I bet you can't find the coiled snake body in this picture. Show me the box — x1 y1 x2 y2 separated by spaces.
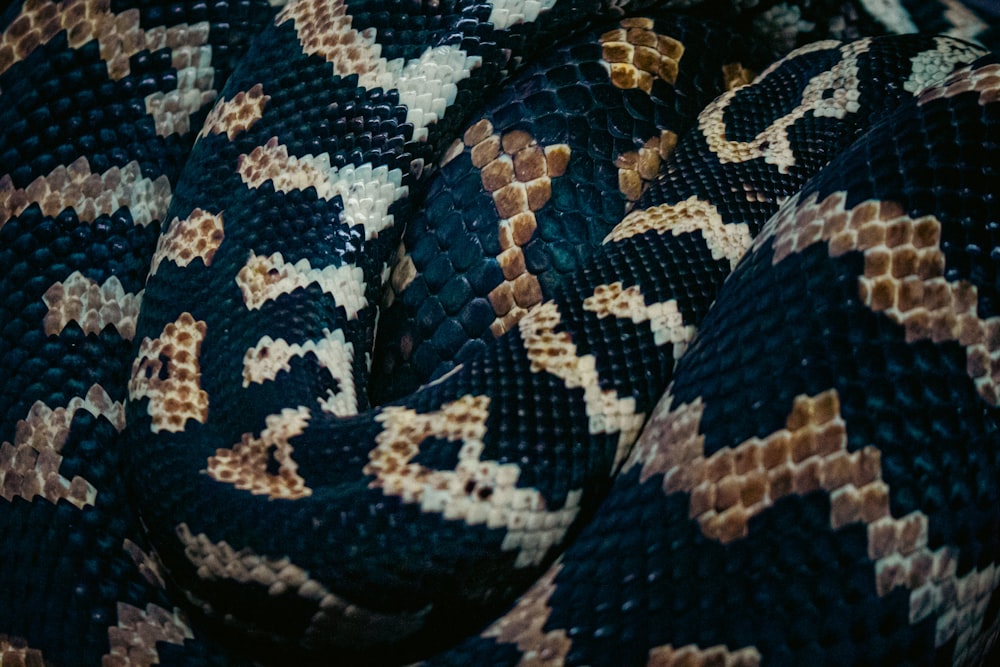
1 0 999 664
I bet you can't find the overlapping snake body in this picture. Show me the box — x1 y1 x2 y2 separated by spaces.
0 0 998 664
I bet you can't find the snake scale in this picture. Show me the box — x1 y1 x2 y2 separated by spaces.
1 0 999 664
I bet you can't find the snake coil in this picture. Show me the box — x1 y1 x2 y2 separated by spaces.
0 0 998 665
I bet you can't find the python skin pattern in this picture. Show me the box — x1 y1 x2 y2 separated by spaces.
1 0 999 665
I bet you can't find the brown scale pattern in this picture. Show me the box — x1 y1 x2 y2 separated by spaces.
128 313 209 433
0 0 212 86
198 84 270 140
365 395 492 504
761 190 1000 405
42 271 141 339
0 0 128 78
235 252 366 318
142 26 216 137
599 17 685 93
648 643 762 667
462 119 570 335
103 602 193 667
176 523 322 597
479 565 570 665
614 131 678 205
599 18 686 204
613 59 758 207
206 407 313 500
150 208 225 276
0 385 121 510
0 158 171 228
276 0 384 87
0 1 993 662
238 138 330 196
0 635 44 667
123 538 167 590
629 388 1000 662
918 61 1000 106
628 390 891 544
722 62 757 91
520 299 646 464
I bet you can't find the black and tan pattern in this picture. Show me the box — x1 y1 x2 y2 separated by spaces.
600 17 685 92
0 385 120 509
1 0 998 664
0 635 44 667
460 119 571 334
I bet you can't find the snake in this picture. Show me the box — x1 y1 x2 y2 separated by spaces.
1 0 999 664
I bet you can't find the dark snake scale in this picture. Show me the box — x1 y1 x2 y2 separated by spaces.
1 0 999 664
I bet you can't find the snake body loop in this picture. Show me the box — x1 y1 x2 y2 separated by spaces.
0 0 998 665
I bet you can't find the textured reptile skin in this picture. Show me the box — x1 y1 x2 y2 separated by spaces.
0 0 998 665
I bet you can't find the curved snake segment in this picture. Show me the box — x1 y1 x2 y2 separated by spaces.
0 0 999 665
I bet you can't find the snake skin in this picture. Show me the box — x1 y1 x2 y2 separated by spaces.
0 0 998 665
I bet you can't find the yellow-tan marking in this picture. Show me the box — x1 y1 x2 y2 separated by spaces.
0 158 171 228
519 301 645 464
0 0 216 136
242 330 357 416
599 17 684 93
368 395 581 568
480 564 570 665
872 527 1000 665
235 251 367 318
629 389 1000 657
276 0 480 141
206 407 312 499
605 196 753 269
600 18 685 205
758 190 1000 405
699 39 868 172
129 313 208 433
0 384 121 510
123 538 167 590
918 61 1000 107
0 635 44 666
103 602 193 666
141 23 216 137
275 0 368 68
585 282 696 361
237 138 406 238
240 321 359 418
615 131 678 205
275 0 385 87
237 138 330 195
722 62 756 91
628 390 879 543
385 241 416 306
0 0 207 80
461 119 570 334
175 523 430 644
42 271 142 339
902 38 987 96
648 643 761 667
149 208 225 276
197 84 270 140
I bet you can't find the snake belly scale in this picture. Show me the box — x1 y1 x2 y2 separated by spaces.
0 0 998 665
